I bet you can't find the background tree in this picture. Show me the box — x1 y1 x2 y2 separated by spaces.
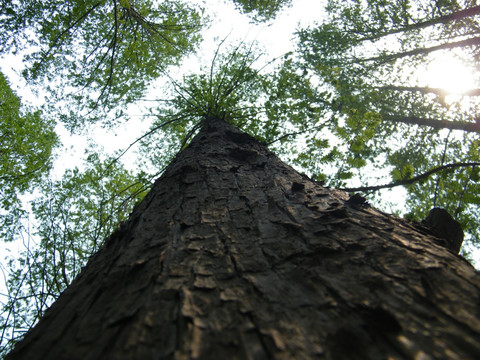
0 155 150 353
0 0 204 129
0 72 58 242
290 0 480 253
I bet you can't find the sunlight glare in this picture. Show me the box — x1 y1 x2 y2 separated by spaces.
423 53 476 94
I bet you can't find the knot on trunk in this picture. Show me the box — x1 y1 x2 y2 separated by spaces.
423 208 464 254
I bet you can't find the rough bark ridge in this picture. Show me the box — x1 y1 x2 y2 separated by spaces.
7 118 480 359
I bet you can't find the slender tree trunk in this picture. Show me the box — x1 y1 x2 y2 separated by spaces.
361 36 480 64
358 5 480 42
384 114 479 133
375 85 480 97
6 118 480 360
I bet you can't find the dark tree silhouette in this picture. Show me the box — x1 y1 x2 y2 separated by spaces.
6 118 480 359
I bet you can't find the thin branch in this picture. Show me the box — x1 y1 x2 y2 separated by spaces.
179 122 202 150
98 0 119 103
341 162 480 192
359 36 480 64
356 5 480 42
266 122 328 145
36 2 102 69
125 6 177 48
106 116 182 170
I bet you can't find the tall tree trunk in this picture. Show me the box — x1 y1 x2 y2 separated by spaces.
6 118 480 359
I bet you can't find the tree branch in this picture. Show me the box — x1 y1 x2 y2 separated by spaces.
360 36 480 64
37 2 102 70
341 162 480 192
357 5 480 42
384 115 479 133
106 116 183 170
375 85 480 97
99 0 119 102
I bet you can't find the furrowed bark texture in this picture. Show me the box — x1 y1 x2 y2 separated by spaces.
7 118 480 359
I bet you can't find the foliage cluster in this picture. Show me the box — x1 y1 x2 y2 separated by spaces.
293 0 480 244
231 0 293 21
0 72 58 243
0 0 204 129
1 154 150 352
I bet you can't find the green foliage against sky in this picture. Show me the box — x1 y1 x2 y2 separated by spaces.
231 0 293 21
1 156 149 350
292 0 480 248
0 72 58 241
1 0 480 355
0 73 57 351
0 0 204 129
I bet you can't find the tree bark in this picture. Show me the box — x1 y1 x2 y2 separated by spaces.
6 118 480 360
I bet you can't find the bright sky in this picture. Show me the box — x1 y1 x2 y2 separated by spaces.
422 51 477 94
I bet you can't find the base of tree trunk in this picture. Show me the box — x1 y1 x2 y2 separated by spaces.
7 118 480 359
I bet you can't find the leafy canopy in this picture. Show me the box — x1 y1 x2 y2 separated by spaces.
0 72 58 240
292 0 480 252
0 0 204 129
230 0 293 21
